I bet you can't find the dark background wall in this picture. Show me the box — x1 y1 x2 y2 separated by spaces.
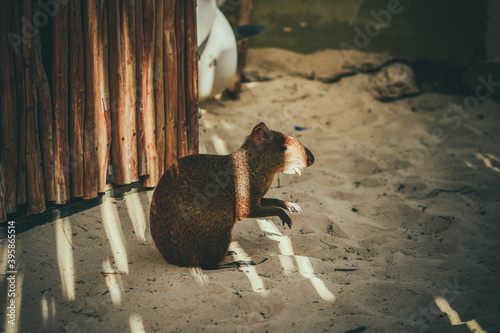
225 0 499 67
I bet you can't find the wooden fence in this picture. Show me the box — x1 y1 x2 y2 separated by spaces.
0 0 199 222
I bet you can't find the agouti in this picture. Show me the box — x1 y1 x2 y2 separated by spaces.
149 122 314 269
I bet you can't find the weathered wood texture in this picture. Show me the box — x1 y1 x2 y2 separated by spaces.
69 0 86 198
98 0 111 193
82 0 100 199
175 0 188 160
136 0 147 176
142 0 158 187
24 0 46 214
0 0 18 216
11 0 27 207
52 0 70 204
108 0 138 185
185 0 199 156
153 0 165 183
0 0 198 219
34 0 56 203
164 0 178 169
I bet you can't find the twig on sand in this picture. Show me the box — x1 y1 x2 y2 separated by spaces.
320 239 338 248
71 309 99 318
334 268 359 272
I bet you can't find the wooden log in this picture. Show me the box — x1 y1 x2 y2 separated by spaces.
52 0 70 204
142 0 158 187
108 0 138 184
82 0 99 199
0 177 6 222
34 0 56 203
0 0 18 214
185 0 199 156
175 0 187 160
23 0 46 214
107 0 124 182
136 0 147 176
164 0 178 169
225 0 253 99
69 0 86 198
11 0 27 207
153 0 165 178
123 0 138 182
98 0 111 192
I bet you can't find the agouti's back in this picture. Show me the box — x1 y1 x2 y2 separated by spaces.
150 154 236 268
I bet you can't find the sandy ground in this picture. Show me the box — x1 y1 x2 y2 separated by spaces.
1 49 500 333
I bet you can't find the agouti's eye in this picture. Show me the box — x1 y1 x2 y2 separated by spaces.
279 146 287 152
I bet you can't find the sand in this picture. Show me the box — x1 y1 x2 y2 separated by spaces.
2 49 500 333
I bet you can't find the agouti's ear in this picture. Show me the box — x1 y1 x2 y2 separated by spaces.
251 122 270 148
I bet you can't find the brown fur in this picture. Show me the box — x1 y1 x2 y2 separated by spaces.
149 122 314 269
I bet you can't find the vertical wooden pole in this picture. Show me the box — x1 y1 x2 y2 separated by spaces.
82 0 99 199
175 1 187 160
69 0 86 198
142 0 158 187
0 177 5 222
136 0 147 176
107 0 124 182
124 0 138 182
164 0 178 169
53 0 70 204
108 0 138 184
0 0 18 214
185 0 199 156
98 0 111 193
34 1 56 203
153 0 165 177
226 0 253 99
11 1 27 207
24 0 46 214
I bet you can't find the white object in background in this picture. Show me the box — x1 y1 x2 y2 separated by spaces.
197 0 237 101
196 0 217 45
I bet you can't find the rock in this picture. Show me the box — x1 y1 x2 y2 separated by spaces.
367 62 420 100
244 48 393 83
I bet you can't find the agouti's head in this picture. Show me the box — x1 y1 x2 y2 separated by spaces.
244 122 314 176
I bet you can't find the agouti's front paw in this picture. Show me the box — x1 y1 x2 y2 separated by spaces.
285 202 302 214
